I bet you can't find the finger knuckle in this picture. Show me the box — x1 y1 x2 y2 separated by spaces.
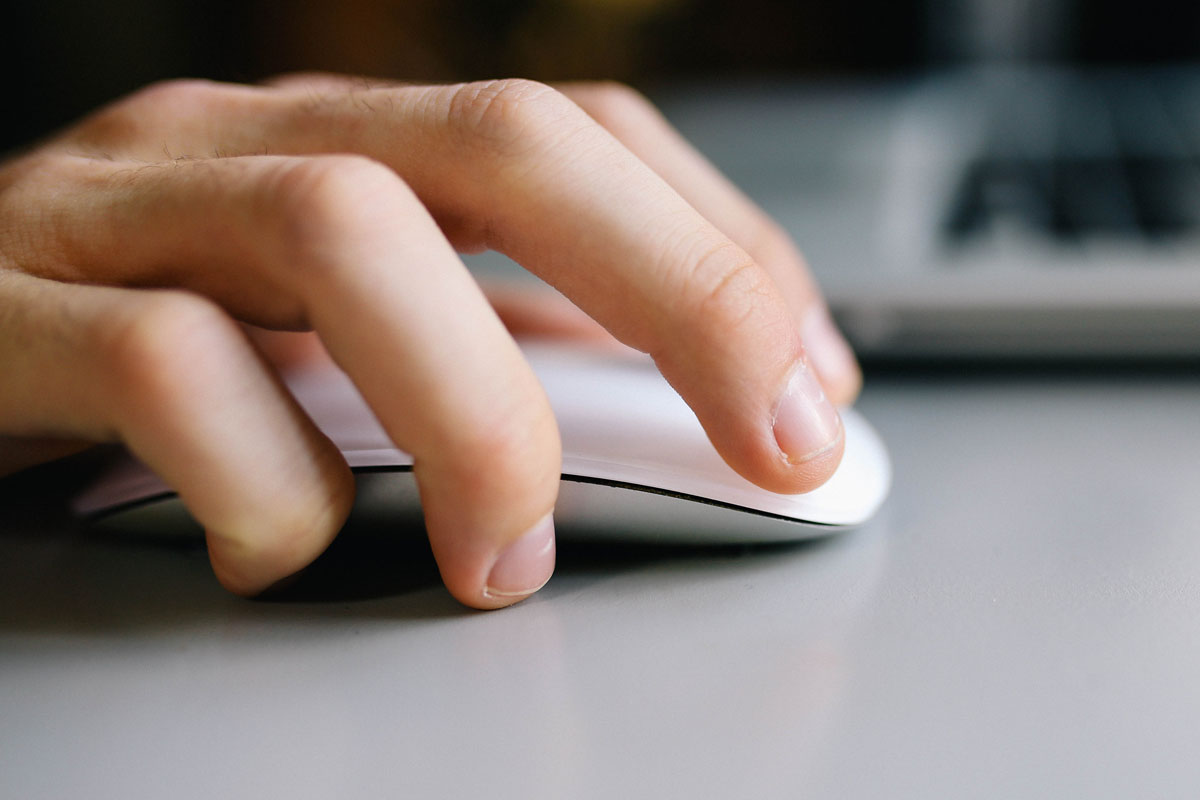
439 396 560 509
131 78 225 109
747 213 811 271
100 291 236 408
261 71 324 88
72 80 225 148
0 153 76 259
686 238 780 336
212 478 351 594
266 155 407 268
68 106 143 151
445 78 578 152
0 150 62 195
574 81 653 128
745 216 791 259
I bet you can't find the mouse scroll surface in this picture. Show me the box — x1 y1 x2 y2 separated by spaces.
74 344 891 543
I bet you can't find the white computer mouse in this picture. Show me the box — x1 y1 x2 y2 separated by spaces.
75 343 891 542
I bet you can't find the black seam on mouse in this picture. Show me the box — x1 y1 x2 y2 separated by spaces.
86 465 841 529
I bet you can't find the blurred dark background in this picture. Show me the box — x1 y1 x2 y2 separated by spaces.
3 0 1198 153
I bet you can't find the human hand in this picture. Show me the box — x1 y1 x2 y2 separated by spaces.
0 76 860 608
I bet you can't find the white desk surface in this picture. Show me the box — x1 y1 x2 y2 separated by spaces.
4 371 1200 799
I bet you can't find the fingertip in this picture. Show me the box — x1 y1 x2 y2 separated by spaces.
801 304 862 406
205 460 356 596
469 512 557 609
413 410 560 610
430 505 558 611
778 421 846 494
700 354 845 497
772 357 844 463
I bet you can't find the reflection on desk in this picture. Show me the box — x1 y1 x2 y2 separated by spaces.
3 373 1200 799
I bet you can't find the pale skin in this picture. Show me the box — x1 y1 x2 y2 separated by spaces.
0 75 861 609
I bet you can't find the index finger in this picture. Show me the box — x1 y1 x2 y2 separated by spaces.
557 82 862 406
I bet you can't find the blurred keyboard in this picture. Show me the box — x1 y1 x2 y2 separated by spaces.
625 70 1200 358
945 70 1200 246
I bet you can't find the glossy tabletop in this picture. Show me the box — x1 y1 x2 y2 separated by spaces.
4 369 1200 799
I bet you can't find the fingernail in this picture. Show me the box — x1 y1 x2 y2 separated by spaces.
802 305 858 388
484 513 556 599
772 359 843 464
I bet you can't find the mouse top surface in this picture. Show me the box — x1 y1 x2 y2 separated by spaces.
75 343 891 542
